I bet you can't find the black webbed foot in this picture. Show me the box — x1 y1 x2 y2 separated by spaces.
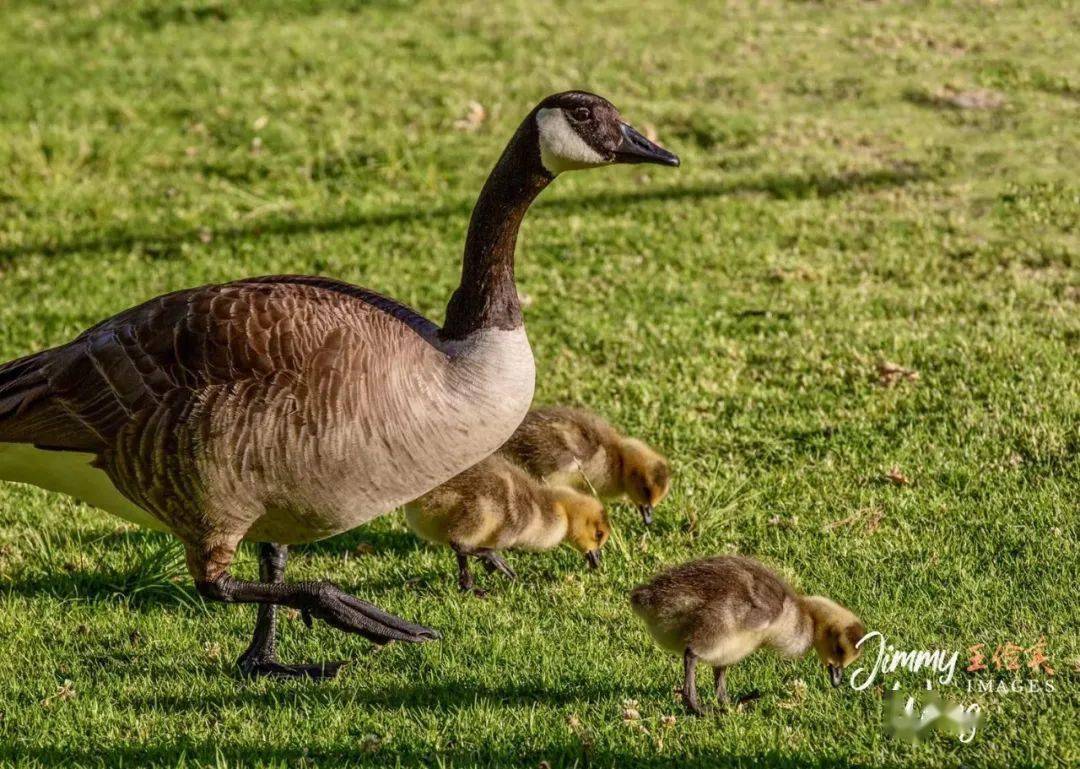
299 584 440 644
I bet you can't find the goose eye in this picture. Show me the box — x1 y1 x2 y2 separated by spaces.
569 107 591 123
595 529 604 542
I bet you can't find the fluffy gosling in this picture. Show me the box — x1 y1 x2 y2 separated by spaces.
630 555 866 715
404 454 611 595
500 406 670 525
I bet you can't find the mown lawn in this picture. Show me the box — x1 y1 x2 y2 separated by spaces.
0 1 1077 767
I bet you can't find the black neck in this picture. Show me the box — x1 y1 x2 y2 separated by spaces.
441 113 552 340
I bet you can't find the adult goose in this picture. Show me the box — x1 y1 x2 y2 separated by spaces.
0 91 678 678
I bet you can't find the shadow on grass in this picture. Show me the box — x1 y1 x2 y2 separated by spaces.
1 561 203 612
129 675 635 711
296 524 420 557
1 524 430 609
0 525 203 610
0 740 1039 769
0 166 931 263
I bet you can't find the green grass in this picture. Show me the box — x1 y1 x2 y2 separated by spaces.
0 0 1078 766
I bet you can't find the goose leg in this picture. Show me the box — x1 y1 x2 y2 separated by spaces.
190 545 439 653
237 543 345 680
682 648 704 716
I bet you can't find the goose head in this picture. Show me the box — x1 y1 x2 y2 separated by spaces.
534 91 679 176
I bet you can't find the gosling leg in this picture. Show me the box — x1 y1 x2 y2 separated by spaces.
713 665 729 708
682 648 704 716
451 543 486 597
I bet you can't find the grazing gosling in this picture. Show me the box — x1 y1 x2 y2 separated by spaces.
630 555 866 715
404 454 611 595
500 406 670 526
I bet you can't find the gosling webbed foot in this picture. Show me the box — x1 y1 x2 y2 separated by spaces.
298 584 440 644
682 688 705 717
713 665 730 710
454 567 489 597
478 551 516 580
683 648 704 716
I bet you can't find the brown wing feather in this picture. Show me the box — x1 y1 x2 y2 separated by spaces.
630 556 795 636
0 275 445 454
501 405 620 476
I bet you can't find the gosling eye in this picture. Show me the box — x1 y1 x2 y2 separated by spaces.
595 529 604 542
568 106 591 123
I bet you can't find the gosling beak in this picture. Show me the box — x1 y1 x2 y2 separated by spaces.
585 549 602 569
828 664 843 688
614 122 680 167
637 504 654 526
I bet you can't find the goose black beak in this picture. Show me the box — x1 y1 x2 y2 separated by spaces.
614 122 680 167
585 549 602 569
828 664 843 688
637 504 654 526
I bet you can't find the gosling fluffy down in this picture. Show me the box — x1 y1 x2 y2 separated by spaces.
630 555 866 715
500 405 670 525
404 454 611 594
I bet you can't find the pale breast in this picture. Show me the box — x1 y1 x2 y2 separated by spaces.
243 326 535 544
698 630 768 667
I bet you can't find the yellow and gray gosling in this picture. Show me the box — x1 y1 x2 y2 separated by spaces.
630 555 866 715
500 405 670 526
404 454 611 595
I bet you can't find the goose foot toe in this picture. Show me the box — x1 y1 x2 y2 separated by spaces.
300 584 440 644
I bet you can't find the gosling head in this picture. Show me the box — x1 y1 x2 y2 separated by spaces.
619 438 671 526
803 596 867 688
534 91 679 176
553 487 611 569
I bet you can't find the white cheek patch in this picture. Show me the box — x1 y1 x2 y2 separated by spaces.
536 108 607 174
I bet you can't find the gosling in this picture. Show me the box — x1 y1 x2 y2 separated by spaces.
500 406 670 526
630 555 866 715
404 455 611 595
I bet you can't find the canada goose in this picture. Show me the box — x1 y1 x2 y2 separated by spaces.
404 454 610 595
500 406 670 525
0 92 678 679
630 556 865 715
